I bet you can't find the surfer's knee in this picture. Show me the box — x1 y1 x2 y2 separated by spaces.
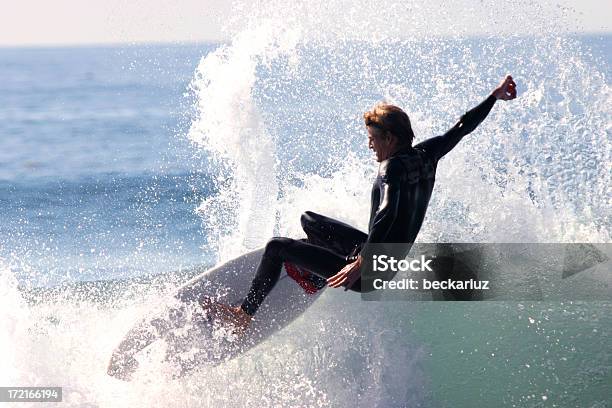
264 237 293 258
300 211 319 230
301 211 329 241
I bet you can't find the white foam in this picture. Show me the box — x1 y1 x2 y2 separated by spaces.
3 0 610 406
189 1 610 254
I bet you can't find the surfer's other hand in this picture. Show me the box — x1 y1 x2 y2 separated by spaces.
327 256 362 289
492 75 517 100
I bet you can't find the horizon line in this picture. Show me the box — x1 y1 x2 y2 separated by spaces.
0 31 610 50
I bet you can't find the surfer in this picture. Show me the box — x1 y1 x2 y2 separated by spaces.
203 75 517 332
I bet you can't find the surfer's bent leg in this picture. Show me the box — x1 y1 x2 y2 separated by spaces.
301 211 367 255
241 237 356 316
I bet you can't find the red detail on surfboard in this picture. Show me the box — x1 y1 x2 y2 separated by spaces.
284 262 320 294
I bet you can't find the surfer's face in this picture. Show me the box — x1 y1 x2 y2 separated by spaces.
367 126 397 162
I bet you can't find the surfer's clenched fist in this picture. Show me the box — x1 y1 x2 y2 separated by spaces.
492 75 517 100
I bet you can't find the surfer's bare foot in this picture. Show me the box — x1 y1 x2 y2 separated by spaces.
200 298 252 335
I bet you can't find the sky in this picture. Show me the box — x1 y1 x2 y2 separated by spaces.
0 0 610 46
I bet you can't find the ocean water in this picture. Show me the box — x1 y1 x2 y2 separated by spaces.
1 0 611 406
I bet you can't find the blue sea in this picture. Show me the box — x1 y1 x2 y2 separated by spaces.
1 21 610 408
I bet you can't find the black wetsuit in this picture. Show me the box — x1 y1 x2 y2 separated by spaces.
240 95 497 316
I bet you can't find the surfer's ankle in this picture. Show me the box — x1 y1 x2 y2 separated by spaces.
235 305 252 319
200 299 252 332
231 306 252 330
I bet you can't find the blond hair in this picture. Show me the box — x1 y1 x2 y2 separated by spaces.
364 103 414 146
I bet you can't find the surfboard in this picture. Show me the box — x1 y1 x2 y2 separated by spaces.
108 247 326 380
107 242 610 380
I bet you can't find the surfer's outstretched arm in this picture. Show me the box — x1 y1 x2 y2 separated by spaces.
415 75 517 161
